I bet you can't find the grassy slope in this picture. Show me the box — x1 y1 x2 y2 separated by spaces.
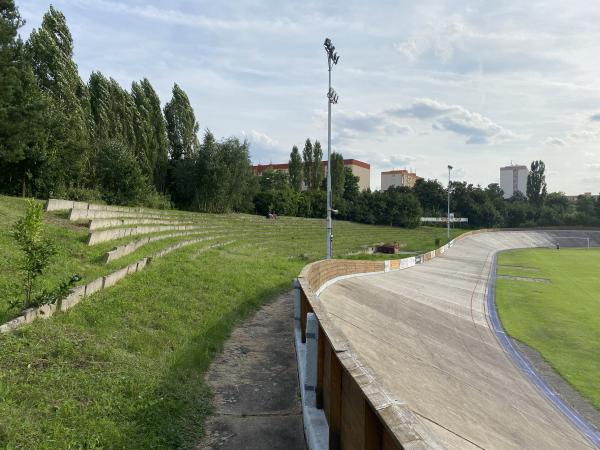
0 195 464 449
496 248 600 410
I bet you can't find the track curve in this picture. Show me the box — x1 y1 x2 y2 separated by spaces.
319 230 600 450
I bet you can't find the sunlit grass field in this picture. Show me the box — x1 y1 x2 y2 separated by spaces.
496 248 600 411
0 195 463 449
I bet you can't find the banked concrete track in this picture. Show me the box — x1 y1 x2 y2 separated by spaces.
319 230 600 450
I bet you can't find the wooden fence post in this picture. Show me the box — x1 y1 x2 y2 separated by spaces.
364 399 383 450
329 352 343 450
316 325 325 409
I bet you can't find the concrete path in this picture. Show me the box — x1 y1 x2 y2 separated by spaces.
198 292 306 450
319 230 599 450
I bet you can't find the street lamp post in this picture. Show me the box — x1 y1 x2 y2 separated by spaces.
324 38 339 259
447 165 453 240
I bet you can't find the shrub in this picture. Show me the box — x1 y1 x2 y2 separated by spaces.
11 199 56 308
31 274 81 308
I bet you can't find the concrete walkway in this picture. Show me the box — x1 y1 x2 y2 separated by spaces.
198 292 306 450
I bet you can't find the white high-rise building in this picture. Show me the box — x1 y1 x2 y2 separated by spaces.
500 164 529 199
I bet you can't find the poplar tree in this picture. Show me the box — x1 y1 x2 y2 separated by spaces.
526 160 547 207
0 0 47 197
330 152 345 197
27 6 91 194
164 83 199 160
132 79 168 192
312 140 323 191
288 145 303 191
89 72 141 193
302 138 313 189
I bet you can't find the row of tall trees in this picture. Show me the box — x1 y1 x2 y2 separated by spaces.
0 2 255 211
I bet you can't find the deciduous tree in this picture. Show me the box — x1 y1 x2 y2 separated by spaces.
302 139 313 189
164 83 199 160
288 145 303 191
0 0 47 197
526 160 547 206
312 140 323 190
27 6 91 195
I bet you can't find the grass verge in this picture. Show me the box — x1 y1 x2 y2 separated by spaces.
496 248 600 411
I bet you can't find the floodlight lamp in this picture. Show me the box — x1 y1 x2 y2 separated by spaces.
327 87 339 104
448 165 453 170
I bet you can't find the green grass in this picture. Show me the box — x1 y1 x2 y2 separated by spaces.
0 195 465 449
496 248 600 411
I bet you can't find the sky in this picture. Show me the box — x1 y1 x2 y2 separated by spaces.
15 0 600 194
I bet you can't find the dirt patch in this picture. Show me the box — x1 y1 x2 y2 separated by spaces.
512 338 600 431
497 264 540 272
497 275 550 283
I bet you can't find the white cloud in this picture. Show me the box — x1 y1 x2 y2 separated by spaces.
394 19 466 63
242 130 285 163
387 98 520 144
544 120 600 148
69 0 294 31
545 136 567 147
314 109 412 145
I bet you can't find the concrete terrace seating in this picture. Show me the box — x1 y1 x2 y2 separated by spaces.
104 232 225 263
0 235 230 334
88 218 195 231
46 198 173 215
69 208 182 221
87 224 222 245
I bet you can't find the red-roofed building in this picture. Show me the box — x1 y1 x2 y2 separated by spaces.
252 159 371 191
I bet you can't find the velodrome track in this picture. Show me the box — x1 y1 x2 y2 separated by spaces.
319 230 600 449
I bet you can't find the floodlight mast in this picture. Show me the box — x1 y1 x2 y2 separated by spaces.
447 165 453 240
324 38 339 259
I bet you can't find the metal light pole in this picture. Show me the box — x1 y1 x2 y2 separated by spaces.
447 165 453 240
324 38 339 259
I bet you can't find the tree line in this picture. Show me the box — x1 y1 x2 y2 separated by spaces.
2 2 599 229
0 2 255 211
257 153 600 229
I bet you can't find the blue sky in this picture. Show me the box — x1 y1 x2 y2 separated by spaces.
16 0 600 194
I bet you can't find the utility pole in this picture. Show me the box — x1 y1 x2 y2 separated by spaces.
447 165 453 240
324 38 339 259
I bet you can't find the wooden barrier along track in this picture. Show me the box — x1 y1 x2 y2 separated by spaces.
296 259 443 450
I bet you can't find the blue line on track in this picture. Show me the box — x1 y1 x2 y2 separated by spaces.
486 252 600 449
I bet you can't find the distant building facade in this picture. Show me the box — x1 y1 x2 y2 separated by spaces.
252 159 371 191
500 164 529 199
565 192 599 202
380 169 419 191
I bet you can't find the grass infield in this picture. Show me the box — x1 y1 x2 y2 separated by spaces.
496 248 600 412
0 195 464 449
